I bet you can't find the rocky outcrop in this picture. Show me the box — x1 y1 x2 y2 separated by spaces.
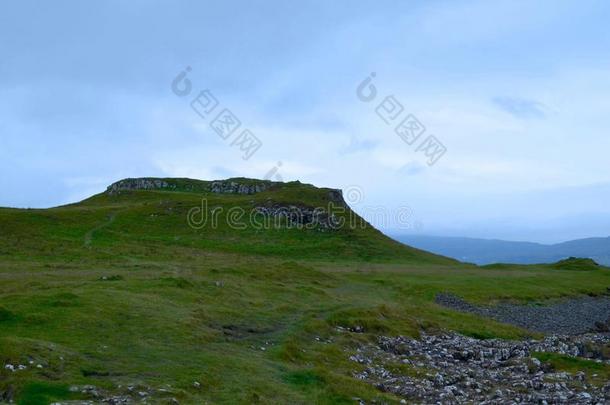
106 177 273 194
253 203 340 230
106 178 346 205
327 189 346 205
209 181 270 195
106 178 272 195
107 178 174 194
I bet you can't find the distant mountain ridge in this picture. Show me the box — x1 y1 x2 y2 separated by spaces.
391 234 610 266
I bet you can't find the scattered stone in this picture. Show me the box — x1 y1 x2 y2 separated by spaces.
65 385 142 404
351 331 610 404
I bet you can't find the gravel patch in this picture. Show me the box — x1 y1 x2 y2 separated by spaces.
436 293 610 335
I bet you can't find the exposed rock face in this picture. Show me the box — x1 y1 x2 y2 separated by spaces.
436 293 610 335
328 189 346 205
253 203 340 230
209 181 269 195
351 331 610 404
107 178 174 194
106 178 272 195
106 179 347 205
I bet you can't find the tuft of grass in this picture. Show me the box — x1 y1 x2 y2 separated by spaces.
17 382 75 405
160 276 194 289
46 293 81 308
327 307 397 335
284 370 325 387
533 352 610 385
0 307 17 323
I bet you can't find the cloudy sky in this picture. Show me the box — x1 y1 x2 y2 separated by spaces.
2 0 610 243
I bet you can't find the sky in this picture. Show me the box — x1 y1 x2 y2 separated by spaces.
1 0 610 243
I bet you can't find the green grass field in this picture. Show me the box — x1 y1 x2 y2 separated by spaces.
1 178 609 404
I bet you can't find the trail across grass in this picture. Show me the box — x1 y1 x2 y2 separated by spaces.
83 210 121 247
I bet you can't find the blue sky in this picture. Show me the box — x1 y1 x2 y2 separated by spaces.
1 0 610 243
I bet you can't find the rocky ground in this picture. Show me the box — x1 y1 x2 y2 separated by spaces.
435 293 610 335
351 332 610 404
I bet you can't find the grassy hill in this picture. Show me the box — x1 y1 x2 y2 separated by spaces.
1 177 450 265
1 178 609 404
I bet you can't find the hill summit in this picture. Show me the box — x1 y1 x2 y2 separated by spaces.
105 177 346 204
1 177 451 264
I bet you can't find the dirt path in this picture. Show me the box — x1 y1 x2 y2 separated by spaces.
83 211 119 247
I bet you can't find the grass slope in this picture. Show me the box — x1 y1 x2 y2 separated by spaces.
1 178 449 265
1 178 609 404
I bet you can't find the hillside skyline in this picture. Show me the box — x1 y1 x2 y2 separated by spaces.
3 175 610 244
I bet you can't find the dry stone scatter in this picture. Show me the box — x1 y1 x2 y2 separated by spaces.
351 332 610 404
